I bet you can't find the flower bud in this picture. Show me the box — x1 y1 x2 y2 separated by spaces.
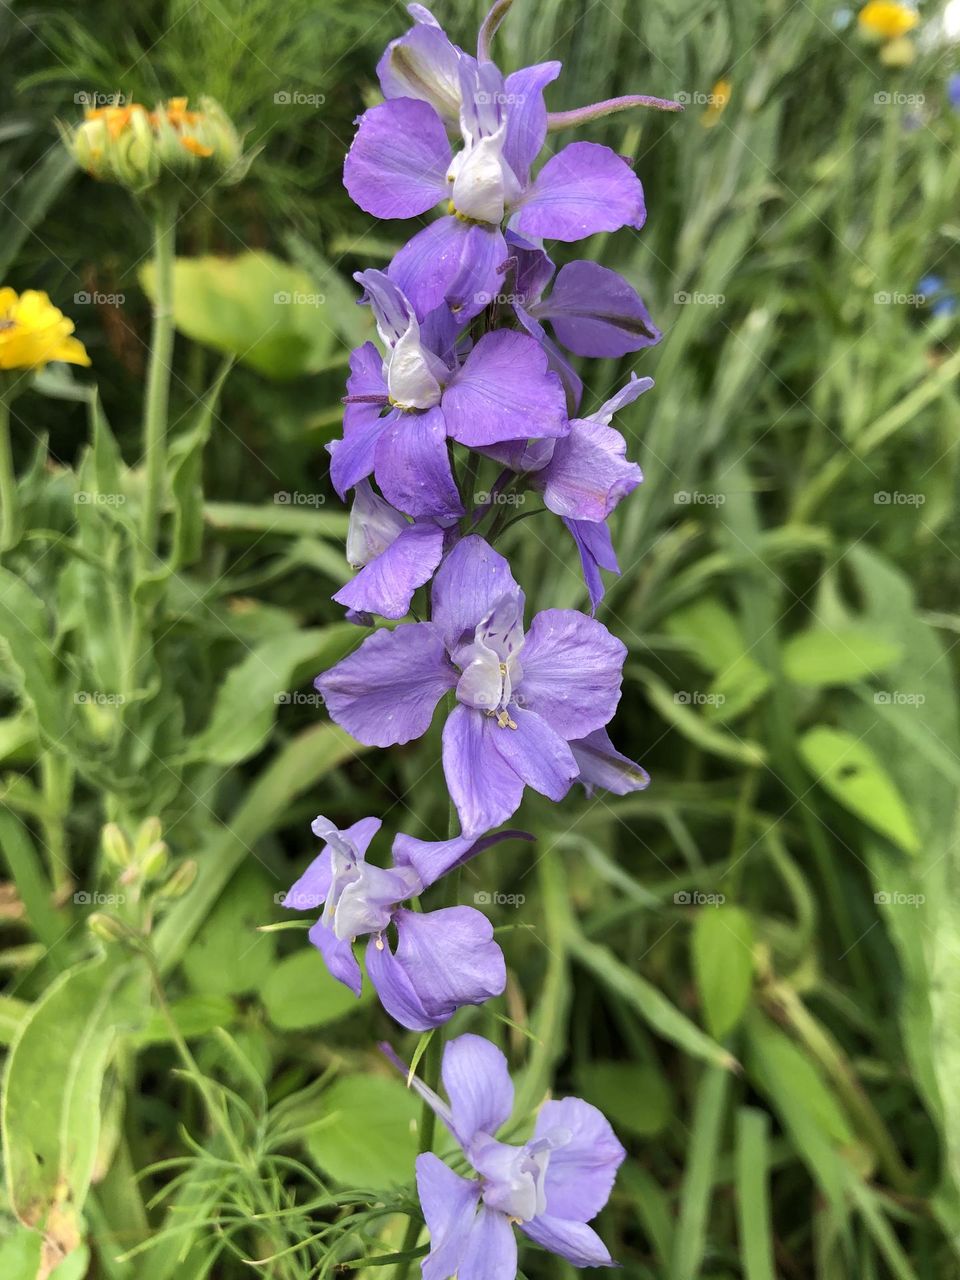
101 822 132 868
140 841 170 881
133 816 163 861
158 859 198 899
88 912 127 943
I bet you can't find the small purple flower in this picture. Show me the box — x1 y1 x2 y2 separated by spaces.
344 5 649 324
330 272 566 519
948 72 960 112
385 1033 626 1277
285 816 525 1031
315 536 628 834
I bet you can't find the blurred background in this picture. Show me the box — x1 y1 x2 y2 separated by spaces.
1 0 959 1276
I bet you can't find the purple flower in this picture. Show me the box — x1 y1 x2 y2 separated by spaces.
285 816 524 1031
315 536 628 834
569 727 649 795
344 7 647 324
949 72 960 112
330 272 566 519
385 1033 625 1277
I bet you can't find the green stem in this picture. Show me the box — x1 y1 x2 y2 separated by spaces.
140 198 178 556
0 392 15 552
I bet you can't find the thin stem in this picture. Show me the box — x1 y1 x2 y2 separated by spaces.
140 198 178 556
0 392 15 552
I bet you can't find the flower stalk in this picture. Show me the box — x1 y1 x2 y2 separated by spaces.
140 197 177 555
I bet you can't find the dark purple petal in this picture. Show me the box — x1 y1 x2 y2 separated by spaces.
479 435 556 474
374 404 464 520
502 62 561 185
393 828 535 889
535 260 661 356
390 218 501 326
391 906 506 1019
442 1032 514 1145
330 346 391 499
445 225 510 324
520 1215 615 1268
377 11 465 126
513 303 583 413
570 727 649 795
504 229 555 305
458 1205 517 1280
308 920 363 997
443 704 525 834
518 609 625 739
539 419 642 522
442 330 567 446
431 535 521 653
316 622 456 747
534 1096 625 1221
514 141 646 242
344 98 451 219
334 521 445 620
285 848 332 911
490 707 578 801
564 517 618 612
417 1153 481 1280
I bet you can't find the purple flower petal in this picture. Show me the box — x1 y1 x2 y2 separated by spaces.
285 848 332 911
374 404 464 520
514 141 646 242
512 303 583 413
389 218 506 327
443 704 525 834
442 1032 514 1145
417 1152 482 1280
344 97 451 219
335 816 384 859
564 517 618 612
442 330 567 446
518 609 626 739
534 260 661 356
377 11 465 127
316 622 456 747
458 1204 517 1280
392 828 534 889
534 1097 625 1222
502 62 561 185
334 521 445 620
490 706 578 802
431 535 521 653
570 727 649 795
330 345 392 499
520 1215 615 1268
307 920 363 997
591 371 654 423
539 418 642 522
366 934 443 1030
390 906 506 1020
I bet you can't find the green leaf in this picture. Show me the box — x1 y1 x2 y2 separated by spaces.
187 624 358 766
575 1060 672 1137
798 725 920 855
134 994 237 1046
0 569 64 738
167 359 232 569
639 670 766 767
182 864 276 997
706 654 771 723
140 251 365 379
692 905 755 1039
664 597 746 672
262 947 373 1030
303 1075 419 1188
735 1107 777 1280
1 957 146 1232
783 626 903 686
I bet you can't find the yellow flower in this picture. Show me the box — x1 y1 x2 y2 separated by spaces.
67 96 246 194
858 1 919 41
701 79 731 128
0 288 90 371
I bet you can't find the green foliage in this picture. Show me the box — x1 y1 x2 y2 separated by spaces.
1 0 959 1276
